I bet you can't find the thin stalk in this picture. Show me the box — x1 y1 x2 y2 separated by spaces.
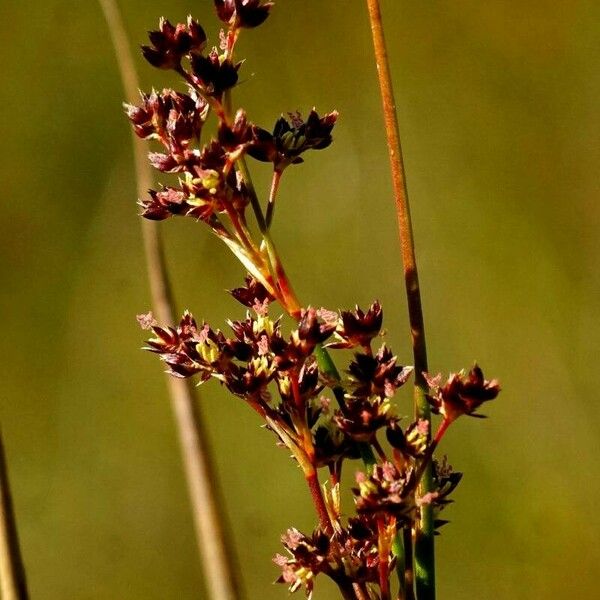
305 470 333 534
265 169 282 228
377 517 392 600
236 156 301 317
98 2 242 599
365 1 434 597
392 531 405 600
0 431 28 600
353 582 371 600
403 526 416 600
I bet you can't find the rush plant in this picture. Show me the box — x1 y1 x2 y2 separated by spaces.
124 2 501 599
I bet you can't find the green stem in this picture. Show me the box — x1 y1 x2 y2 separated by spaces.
365 1 434 598
0 430 29 600
392 531 405 600
313 345 378 469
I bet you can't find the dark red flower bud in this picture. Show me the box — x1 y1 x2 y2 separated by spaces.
248 109 338 171
148 152 180 173
386 419 429 459
425 364 500 422
142 16 207 70
214 0 274 29
218 109 253 151
334 396 393 443
124 89 208 147
347 345 412 400
190 49 241 99
298 307 336 347
139 187 187 220
328 301 383 349
230 275 274 313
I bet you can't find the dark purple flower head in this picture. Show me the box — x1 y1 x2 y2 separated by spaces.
353 462 416 520
142 16 207 70
386 419 429 459
144 311 214 379
334 396 394 443
248 109 338 171
218 109 254 151
296 307 336 351
425 364 500 422
347 345 412 400
139 187 187 221
328 301 383 349
312 421 358 468
124 89 208 150
214 0 274 29
190 48 241 99
229 275 275 312
274 527 330 597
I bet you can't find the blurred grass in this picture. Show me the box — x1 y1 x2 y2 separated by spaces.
1 0 599 598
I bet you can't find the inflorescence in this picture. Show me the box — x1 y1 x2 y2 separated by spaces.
127 3 501 599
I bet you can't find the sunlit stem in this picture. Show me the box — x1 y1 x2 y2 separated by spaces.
365 0 434 597
266 169 283 228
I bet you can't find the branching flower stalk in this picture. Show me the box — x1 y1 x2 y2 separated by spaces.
98 2 242 599
122 3 501 599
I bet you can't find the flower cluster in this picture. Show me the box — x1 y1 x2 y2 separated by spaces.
274 517 383 598
425 365 501 422
129 4 502 598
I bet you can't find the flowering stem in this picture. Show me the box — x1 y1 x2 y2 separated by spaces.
265 169 282 228
365 1 434 597
377 518 392 600
305 470 333 534
99 2 243 599
235 157 302 317
0 431 28 600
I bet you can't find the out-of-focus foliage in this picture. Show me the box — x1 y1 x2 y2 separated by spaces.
0 0 598 598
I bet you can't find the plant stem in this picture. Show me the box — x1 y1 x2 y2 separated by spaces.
305 470 333 534
98 2 242 599
377 518 392 600
0 431 28 600
392 531 405 600
403 526 416 600
266 169 282 228
353 582 371 600
365 1 434 597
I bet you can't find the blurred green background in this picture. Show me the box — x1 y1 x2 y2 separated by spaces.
1 0 599 597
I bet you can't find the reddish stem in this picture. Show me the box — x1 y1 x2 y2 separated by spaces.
377 517 392 600
305 470 333 534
